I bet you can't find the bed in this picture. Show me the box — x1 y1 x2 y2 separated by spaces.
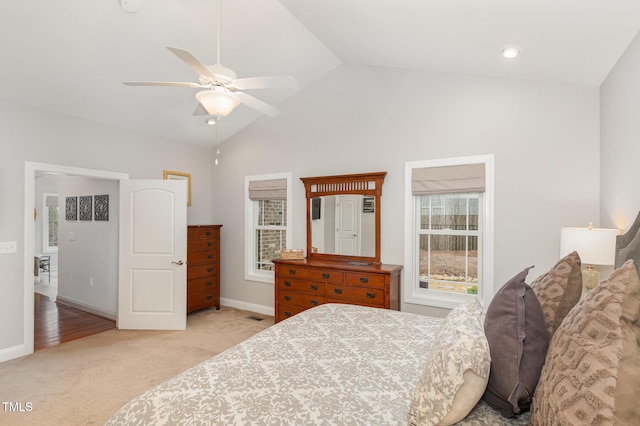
106 214 640 426
106 303 525 425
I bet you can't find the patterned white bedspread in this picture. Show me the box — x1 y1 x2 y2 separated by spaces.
106 304 528 425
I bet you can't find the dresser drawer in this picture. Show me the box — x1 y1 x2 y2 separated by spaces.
188 264 218 280
326 298 386 309
188 239 218 253
277 290 323 309
189 228 219 240
327 284 384 306
308 269 344 283
344 272 385 288
188 276 218 293
277 265 309 280
277 304 306 321
188 250 219 265
277 278 325 295
187 290 219 312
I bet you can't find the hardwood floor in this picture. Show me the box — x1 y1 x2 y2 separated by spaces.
34 293 116 351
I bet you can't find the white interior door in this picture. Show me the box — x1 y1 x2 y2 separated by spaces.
118 179 187 330
335 195 361 255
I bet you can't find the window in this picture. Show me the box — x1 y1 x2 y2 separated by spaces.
245 173 292 283
404 155 494 309
42 193 59 253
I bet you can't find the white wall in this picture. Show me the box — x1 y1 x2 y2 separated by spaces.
600 30 640 230
0 98 213 360
212 64 600 317
56 176 119 319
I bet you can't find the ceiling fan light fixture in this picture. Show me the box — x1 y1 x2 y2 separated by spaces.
195 88 240 117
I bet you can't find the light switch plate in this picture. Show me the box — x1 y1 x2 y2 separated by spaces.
0 241 17 254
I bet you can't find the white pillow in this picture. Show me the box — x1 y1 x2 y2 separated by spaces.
408 297 491 426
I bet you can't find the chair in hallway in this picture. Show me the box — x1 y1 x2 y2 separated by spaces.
38 255 51 282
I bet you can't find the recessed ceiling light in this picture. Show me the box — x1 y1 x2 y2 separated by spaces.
502 46 520 59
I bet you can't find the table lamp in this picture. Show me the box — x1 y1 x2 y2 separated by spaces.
560 223 619 291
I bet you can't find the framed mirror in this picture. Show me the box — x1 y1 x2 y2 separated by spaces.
301 172 386 264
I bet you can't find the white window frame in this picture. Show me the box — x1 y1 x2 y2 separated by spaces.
244 172 293 283
42 192 59 254
403 155 494 309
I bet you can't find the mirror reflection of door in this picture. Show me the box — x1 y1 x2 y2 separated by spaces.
335 195 361 255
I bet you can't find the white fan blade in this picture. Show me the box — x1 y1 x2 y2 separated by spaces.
166 46 218 81
234 91 281 118
233 76 297 90
123 81 205 88
192 104 208 116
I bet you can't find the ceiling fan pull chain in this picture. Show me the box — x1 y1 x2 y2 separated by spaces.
214 118 221 166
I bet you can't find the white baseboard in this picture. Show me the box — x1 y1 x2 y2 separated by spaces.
55 296 116 321
220 298 274 317
0 344 27 363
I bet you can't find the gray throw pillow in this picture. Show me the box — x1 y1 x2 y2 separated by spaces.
482 267 549 417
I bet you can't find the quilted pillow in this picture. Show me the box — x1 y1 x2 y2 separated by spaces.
482 267 549 418
530 251 583 339
530 259 640 425
408 297 490 426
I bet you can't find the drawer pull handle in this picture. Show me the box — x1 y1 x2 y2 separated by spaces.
284 281 292 287
310 285 318 291
205 231 211 236
289 269 296 275
310 300 319 306
334 288 343 295
360 277 369 283
206 281 213 286
207 254 213 259
284 311 292 317
207 267 213 273
366 292 375 299
284 295 291 301
206 294 213 300
207 242 213 247
322 273 330 279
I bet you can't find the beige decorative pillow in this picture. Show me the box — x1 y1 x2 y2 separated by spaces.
530 251 583 338
408 298 490 426
529 259 640 425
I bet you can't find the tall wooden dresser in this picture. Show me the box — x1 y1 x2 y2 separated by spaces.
274 258 402 323
187 225 222 313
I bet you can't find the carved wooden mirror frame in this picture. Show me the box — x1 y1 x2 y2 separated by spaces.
301 171 386 264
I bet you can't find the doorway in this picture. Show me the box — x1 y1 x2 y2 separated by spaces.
23 162 129 357
33 175 118 350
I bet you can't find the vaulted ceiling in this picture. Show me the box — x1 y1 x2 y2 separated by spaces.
1 0 639 147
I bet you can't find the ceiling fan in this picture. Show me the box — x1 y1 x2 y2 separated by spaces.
123 0 296 118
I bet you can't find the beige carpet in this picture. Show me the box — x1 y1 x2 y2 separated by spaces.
0 306 273 426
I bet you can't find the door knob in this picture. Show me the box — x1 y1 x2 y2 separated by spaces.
172 260 184 266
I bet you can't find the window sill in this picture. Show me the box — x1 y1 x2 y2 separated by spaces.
245 271 275 284
404 289 479 310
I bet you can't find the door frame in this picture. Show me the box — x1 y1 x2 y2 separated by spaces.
23 162 128 358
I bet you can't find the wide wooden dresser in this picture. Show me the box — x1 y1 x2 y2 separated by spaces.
274 258 402 323
187 225 222 313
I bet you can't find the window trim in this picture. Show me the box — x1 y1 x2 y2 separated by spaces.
42 192 59 254
404 155 494 309
244 172 292 283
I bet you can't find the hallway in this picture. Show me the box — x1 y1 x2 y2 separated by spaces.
34 293 116 351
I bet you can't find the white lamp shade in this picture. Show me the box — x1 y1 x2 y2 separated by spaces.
195 88 240 117
560 227 619 265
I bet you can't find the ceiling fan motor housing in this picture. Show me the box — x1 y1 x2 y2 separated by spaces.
199 64 237 87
